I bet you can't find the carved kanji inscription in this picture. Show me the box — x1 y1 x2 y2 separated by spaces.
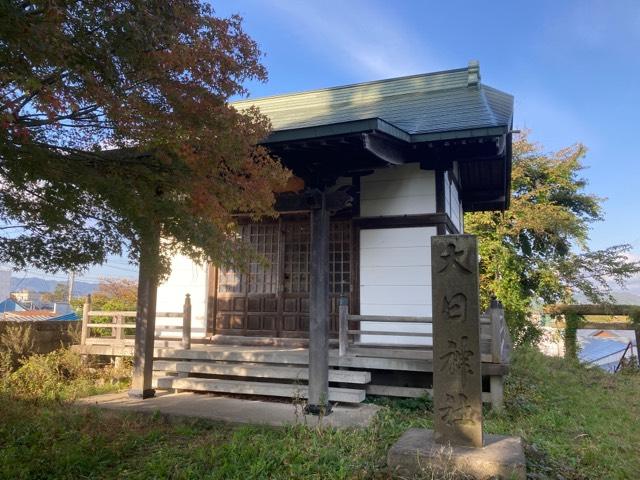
438 393 481 427
438 242 471 274
443 293 467 322
439 336 474 386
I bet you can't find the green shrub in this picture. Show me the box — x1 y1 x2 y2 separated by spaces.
0 323 35 376
4 349 86 401
2 348 128 401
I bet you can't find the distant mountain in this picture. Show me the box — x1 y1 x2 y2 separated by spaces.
10 277 98 296
608 290 640 305
573 290 640 306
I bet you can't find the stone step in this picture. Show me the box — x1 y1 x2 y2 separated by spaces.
153 360 371 384
153 376 366 403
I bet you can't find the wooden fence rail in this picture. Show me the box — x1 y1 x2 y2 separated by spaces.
338 296 511 365
80 293 192 350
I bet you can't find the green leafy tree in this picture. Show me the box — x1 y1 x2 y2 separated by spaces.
0 1 289 279
41 282 68 304
71 278 137 312
466 134 640 343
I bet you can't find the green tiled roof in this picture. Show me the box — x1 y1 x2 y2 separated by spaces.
232 61 513 144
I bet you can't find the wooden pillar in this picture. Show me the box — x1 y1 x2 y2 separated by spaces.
431 234 483 448
307 191 331 414
182 293 192 350
129 225 161 399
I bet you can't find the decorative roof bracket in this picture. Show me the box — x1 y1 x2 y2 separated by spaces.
467 60 480 87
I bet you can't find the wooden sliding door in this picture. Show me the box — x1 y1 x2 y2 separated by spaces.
213 218 352 338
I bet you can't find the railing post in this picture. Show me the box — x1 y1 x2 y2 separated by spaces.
488 299 506 411
490 375 504 411
490 298 503 364
81 294 91 345
339 296 349 357
114 314 125 370
182 293 191 350
115 315 125 342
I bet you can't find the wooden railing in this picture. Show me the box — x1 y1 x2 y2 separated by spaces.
338 296 511 365
80 293 192 349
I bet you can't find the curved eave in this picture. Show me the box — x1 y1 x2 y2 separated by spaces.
263 117 510 146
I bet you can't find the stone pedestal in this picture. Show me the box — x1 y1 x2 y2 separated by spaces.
388 429 526 480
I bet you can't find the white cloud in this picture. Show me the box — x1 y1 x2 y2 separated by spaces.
269 1 443 79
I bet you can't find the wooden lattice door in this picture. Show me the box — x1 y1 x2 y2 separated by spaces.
214 218 352 338
215 223 280 336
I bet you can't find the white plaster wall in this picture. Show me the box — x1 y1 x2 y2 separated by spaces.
156 255 208 338
359 227 436 345
360 163 436 216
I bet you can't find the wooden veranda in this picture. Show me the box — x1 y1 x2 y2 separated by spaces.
74 295 512 409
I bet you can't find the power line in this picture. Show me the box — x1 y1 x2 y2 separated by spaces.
105 260 135 266
11 270 29 291
101 264 138 273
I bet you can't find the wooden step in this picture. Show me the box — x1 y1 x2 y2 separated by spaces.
348 345 433 360
155 347 309 365
155 347 434 372
153 361 371 384
349 345 493 363
153 376 366 403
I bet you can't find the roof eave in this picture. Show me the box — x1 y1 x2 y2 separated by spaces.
263 119 511 146
263 118 410 145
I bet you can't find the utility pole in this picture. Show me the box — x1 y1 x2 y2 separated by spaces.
67 271 75 303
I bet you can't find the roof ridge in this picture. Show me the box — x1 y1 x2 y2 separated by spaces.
478 85 498 126
248 82 479 114
232 67 469 105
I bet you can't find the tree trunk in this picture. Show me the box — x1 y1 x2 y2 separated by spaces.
129 223 161 398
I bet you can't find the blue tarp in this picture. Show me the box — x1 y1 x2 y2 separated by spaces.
49 312 79 321
0 298 26 313
579 330 636 372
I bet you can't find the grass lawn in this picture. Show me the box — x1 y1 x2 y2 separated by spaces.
582 315 631 324
0 348 638 479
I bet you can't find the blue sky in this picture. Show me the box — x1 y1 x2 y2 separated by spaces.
15 1 640 291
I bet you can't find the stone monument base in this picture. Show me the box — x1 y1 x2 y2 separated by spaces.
387 428 526 480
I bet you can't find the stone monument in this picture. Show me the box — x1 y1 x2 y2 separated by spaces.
387 235 525 479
